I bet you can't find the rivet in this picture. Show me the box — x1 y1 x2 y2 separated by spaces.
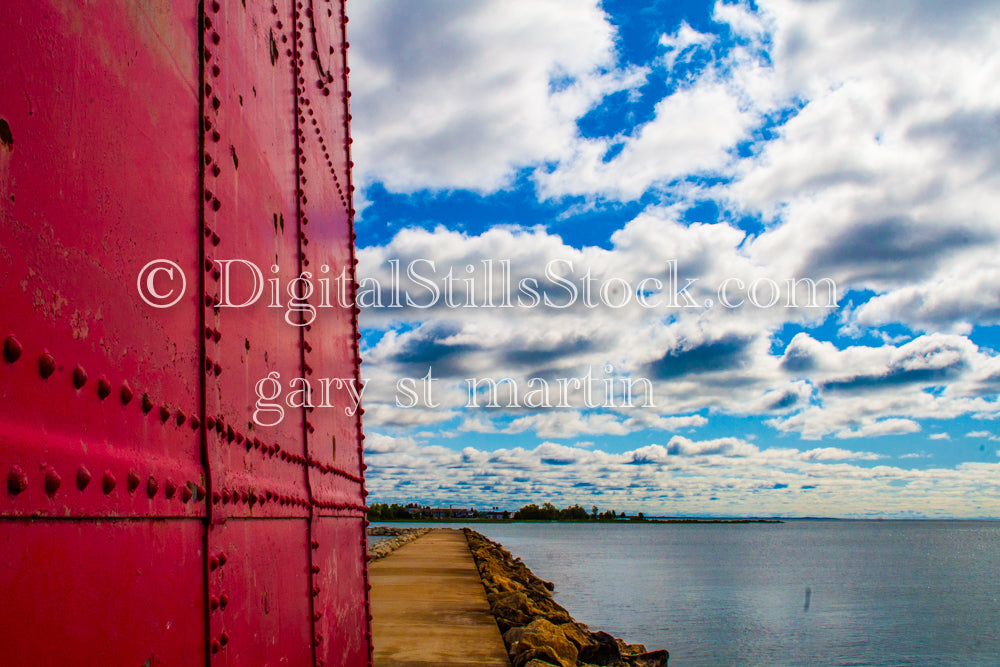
206 416 216 429
112 470 137 498
141 393 154 413
209 555 219 570
311 541 319 549
120 383 133 405
311 565 320 573
3 335 23 363
218 552 228 566
220 632 229 646
176 410 186 426
190 416 201 429
102 471 116 494
226 425 235 442
147 476 158 498
72 365 88 389
196 484 206 501
222 490 231 503
97 377 111 399
160 406 171 422
210 596 220 611
7 464 28 495
44 467 61 497
219 594 229 609
215 419 223 434
210 640 221 654
165 479 177 499
312 587 320 597
212 491 221 504
38 352 56 379
76 466 92 491
181 485 193 503
214 363 222 376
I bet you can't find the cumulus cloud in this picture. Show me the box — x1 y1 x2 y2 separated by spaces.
349 0 645 193
348 1 1000 515
363 435 998 517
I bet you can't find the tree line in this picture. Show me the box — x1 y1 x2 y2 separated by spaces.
367 501 646 522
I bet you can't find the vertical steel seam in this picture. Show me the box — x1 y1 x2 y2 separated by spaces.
337 2 375 663
291 2 321 664
196 1 212 665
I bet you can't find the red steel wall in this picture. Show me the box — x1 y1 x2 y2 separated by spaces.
0 1 370 665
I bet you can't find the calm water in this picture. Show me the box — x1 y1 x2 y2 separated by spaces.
377 520 1000 666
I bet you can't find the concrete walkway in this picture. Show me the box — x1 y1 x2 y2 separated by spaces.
370 528 511 667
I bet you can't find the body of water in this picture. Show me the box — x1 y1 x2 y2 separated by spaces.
376 520 1000 666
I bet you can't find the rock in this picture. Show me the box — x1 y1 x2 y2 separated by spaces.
465 528 669 667
515 647 566 667
366 528 431 561
616 638 648 656
578 630 621 665
621 649 670 667
504 619 579 667
488 590 535 631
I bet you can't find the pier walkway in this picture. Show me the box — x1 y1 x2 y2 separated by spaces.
369 528 511 667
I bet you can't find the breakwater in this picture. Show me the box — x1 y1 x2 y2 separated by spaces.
464 528 669 667
367 526 432 561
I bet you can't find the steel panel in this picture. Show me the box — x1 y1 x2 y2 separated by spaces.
207 519 315 665
0 520 205 666
0 0 203 519
312 516 371 667
299 0 367 514
202 0 309 525
1 0 368 663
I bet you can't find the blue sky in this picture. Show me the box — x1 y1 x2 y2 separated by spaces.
347 0 1000 517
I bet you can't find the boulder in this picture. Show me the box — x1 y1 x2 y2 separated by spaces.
515 647 566 667
488 590 534 632
577 630 621 665
616 638 647 656
504 619 579 667
621 649 670 667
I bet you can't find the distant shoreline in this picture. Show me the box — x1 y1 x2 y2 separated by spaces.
372 517 785 524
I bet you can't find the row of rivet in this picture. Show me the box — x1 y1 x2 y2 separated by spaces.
204 2 229 660
6 460 204 503
4 334 201 426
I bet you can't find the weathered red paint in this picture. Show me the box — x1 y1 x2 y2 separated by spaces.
0 0 368 664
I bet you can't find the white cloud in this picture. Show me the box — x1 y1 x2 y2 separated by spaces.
834 419 921 440
364 435 1000 517
349 0 644 194
536 79 756 200
659 21 716 70
929 433 951 441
